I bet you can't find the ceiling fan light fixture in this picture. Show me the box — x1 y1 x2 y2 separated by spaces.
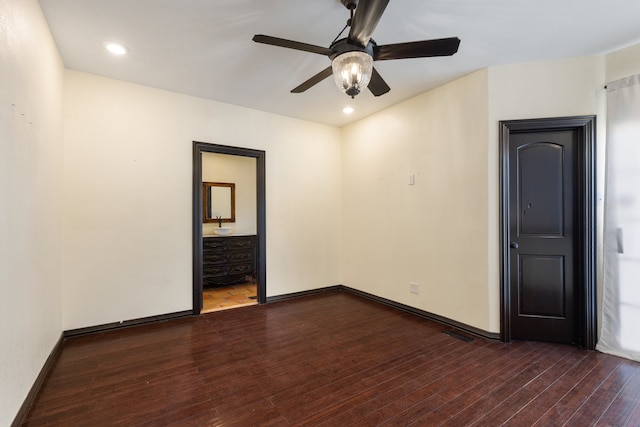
332 51 373 98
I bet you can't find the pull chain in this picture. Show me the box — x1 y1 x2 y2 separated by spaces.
331 6 354 45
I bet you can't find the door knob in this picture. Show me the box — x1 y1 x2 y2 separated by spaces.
510 242 519 249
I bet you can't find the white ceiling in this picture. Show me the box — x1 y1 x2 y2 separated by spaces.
39 0 640 127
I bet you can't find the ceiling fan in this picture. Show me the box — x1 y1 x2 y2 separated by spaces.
253 0 460 98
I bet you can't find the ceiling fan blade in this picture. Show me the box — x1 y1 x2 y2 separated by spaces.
374 37 461 61
253 35 333 56
368 67 390 96
348 0 390 48
291 66 334 93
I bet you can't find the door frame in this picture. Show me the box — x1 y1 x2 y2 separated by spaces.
499 116 597 349
192 141 266 314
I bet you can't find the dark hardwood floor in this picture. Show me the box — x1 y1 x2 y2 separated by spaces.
22 291 640 426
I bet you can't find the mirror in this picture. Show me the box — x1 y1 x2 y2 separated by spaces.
203 182 236 223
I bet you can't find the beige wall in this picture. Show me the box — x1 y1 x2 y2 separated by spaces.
0 0 65 424
202 152 257 236
606 42 640 83
342 70 492 330
62 71 342 330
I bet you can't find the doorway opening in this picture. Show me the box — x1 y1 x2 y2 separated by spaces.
192 142 266 315
499 116 597 349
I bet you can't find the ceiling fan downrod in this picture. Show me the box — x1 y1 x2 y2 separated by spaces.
331 0 358 44
340 0 358 10
340 0 357 29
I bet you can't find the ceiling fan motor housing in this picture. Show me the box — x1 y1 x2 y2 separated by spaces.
329 37 375 61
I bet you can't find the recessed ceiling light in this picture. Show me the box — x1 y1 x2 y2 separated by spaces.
104 42 128 55
342 106 354 114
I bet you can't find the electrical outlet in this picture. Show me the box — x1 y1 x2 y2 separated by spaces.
410 282 420 295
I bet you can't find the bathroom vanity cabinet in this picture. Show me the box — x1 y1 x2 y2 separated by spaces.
202 235 256 287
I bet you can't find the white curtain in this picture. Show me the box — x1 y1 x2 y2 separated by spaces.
598 74 640 362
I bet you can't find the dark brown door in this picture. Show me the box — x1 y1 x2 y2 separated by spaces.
508 129 577 344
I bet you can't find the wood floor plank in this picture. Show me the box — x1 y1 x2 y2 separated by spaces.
356 342 544 426
531 355 625 426
273 339 481 424
568 360 640 426
304 338 497 424
21 291 640 426
595 369 640 426
393 343 569 426
403 342 545 425
625 403 640 427
462 346 584 426
315 341 537 426
502 349 598 426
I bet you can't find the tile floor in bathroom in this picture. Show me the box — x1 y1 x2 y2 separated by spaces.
201 281 257 313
